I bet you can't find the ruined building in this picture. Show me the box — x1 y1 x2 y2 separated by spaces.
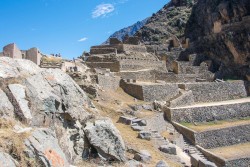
0 43 42 65
86 37 167 72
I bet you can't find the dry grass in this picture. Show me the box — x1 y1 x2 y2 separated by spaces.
41 56 62 63
208 142 250 160
181 117 250 132
93 89 182 167
0 118 39 166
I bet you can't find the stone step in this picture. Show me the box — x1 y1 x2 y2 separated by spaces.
165 97 250 123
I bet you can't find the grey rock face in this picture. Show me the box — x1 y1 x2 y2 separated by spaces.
24 128 69 167
134 150 152 162
0 152 19 167
0 57 41 79
0 89 14 117
24 69 92 125
156 160 169 167
84 119 126 162
8 84 32 121
159 144 177 155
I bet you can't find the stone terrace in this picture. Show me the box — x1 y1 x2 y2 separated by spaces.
163 79 250 166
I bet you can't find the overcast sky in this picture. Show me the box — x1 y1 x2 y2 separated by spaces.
0 0 169 59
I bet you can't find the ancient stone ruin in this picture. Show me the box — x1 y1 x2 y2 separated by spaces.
0 43 42 65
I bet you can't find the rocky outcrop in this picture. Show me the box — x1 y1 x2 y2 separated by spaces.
184 0 250 79
0 57 41 79
0 89 14 117
0 57 127 165
136 0 196 54
24 68 92 125
8 84 33 122
84 119 126 162
0 152 19 167
25 128 69 167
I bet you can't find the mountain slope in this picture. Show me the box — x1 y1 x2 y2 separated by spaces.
103 18 148 44
135 0 196 54
183 0 250 79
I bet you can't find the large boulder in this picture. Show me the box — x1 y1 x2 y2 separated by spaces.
0 89 14 117
0 152 19 167
84 119 126 161
24 69 92 125
0 58 94 163
25 128 70 167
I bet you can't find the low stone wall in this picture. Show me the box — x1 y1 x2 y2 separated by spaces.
121 82 179 102
97 74 120 90
170 90 194 108
90 48 117 55
119 60 166 72
179 81 248 103
86 62 120 72
119 70 156 82
122 44 147 53
142 84 179 102
225 157 250 167
120 81 144 100
195 124 250 149
171 122 196 145
167 100 250 123
196 146 226 167
155 72 197 83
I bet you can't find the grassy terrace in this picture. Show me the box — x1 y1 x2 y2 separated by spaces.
180 117 250 132
208 142 250 160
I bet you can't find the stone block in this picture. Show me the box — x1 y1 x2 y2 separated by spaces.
131 125 144 131
134 150 152 162
190 154 201 167
118 116 136 125
138 131 152 140
156 160 169 167
159 144 177 155
198 159 217 167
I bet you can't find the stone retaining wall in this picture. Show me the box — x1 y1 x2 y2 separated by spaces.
121 82 179 102
142 84 179 102
169 90 194 108
86 62 120 72
120 81 144 100
97 74 120 90
119 60 166 72
119 70 155 82
165 100 250 123
179 81 247 103
90 48 117 55
195 124 250 149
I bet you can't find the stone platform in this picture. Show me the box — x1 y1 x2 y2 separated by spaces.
165 97 250 123
121 81 179 102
